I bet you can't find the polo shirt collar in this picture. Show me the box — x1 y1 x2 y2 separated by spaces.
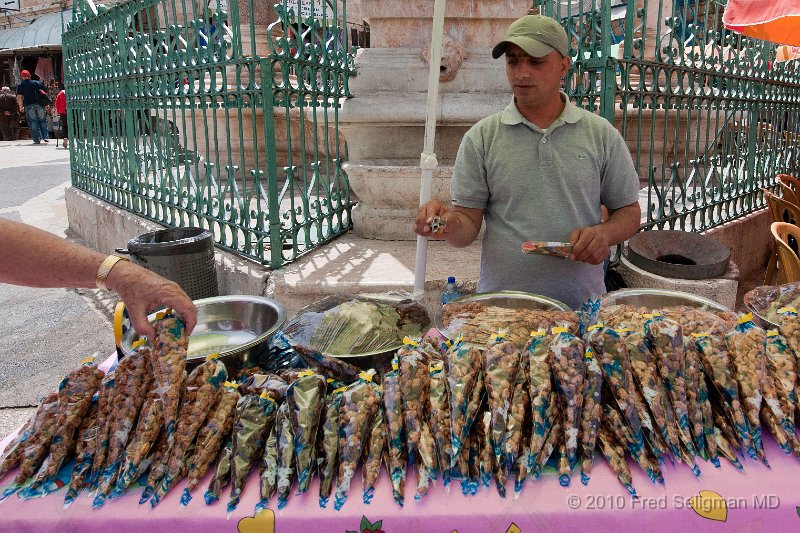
501 92 582 128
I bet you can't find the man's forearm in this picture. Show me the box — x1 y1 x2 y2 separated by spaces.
16 95 23 110
443 209 482 248
0 220 106 289
599 203 641 245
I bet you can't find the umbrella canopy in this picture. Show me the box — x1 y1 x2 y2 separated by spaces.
775 44 800 62
723 0 800 46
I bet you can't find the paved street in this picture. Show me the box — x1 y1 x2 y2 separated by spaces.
0 140 117 440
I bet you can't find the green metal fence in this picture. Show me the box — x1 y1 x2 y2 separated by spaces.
535 0 800 232
64 0 354 268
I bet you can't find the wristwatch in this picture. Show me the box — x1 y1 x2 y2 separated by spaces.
96 255 129 290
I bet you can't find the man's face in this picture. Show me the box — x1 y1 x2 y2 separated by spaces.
505 44 570 109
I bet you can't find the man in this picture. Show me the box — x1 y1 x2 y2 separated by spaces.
0 86 19 141
0 219 197 340
414 15 641 309
15 70 49 144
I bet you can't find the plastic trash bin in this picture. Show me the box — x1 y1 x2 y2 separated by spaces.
118 227 219 300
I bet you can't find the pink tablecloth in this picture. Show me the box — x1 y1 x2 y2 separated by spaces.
2 352 797 532
1 434 798 533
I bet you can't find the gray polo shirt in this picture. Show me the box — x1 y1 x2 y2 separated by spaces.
451 94 640 309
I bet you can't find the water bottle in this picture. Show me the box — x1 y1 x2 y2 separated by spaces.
441 276 462 305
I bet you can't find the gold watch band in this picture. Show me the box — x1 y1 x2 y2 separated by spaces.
96 255 129 290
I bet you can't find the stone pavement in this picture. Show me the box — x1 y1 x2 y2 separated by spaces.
0 140 119 440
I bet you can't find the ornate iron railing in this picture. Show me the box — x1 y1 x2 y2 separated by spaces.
535 0 800 232
63 0 355 268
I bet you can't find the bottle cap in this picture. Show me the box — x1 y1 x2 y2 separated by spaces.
447 276 455 283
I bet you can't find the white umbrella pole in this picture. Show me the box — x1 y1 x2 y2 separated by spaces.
413 0 447 301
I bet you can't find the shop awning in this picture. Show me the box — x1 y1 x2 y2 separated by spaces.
0 10 72 56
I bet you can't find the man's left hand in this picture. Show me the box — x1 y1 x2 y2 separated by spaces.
569 225 610 265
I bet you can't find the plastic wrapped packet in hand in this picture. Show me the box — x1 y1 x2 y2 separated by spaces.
334 370 381 511
764 330 797 435
150 312 190 446
63 396 99 508
597 424 637 498
484 332 522 496
548 327 585 471
182 382 240 506
644 316 698 460
521 240 573 258
623 331 680 458
526 330 553 461
112 390 164 500
227 392 278 513
362 405 387 504
694 333 751 456
317 386 345 508
429 360 452 488
725 315 767 462
0 391 58 480
204 438 233 505
445 337 484 467
579 346 603 485
151 356 227 508
286 371 326 494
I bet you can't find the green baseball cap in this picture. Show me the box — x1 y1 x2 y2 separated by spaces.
492 15 569 59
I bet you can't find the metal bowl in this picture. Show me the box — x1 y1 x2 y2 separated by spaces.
120 295 287 372
434 290 572 335
744 282 800 329
601 288 732 312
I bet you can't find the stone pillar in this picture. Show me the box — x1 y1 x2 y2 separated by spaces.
339 0 531 240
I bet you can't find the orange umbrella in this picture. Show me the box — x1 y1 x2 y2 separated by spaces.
723 0 800 46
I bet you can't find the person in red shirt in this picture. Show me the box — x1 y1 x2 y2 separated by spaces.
54 83 68 148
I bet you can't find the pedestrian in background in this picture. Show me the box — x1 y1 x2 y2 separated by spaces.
0 86 19 141
55 83 68 149
15 70 49 145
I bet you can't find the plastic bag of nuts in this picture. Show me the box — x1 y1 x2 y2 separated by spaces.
0 391 58 480
381 367 406 507
63 396 99 507
548 327 586 471
398 342 433 471
333 370 381 511
112 390 164 500
429 360 452 487
725 316 767 461
362 405 387 504
275 400 295 510
484 332 522 493
227 392 278 513
287 371 326 494
763 329 797 435
530 397 559 480
445 337 484 465
694 332 752 456
204 437 233 505
644 316 698 459
579 346 603 485
597 423 637 498
317 386 345 508
255 422 278 512
182 382 240 506
149 312 190 446
526 330 553 461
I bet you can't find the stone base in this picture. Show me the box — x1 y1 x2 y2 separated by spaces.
617 255 739 311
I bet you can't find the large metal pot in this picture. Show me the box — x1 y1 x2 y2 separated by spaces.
120 295 287 373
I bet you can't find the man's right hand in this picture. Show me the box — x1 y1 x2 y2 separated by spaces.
414 199 449 237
